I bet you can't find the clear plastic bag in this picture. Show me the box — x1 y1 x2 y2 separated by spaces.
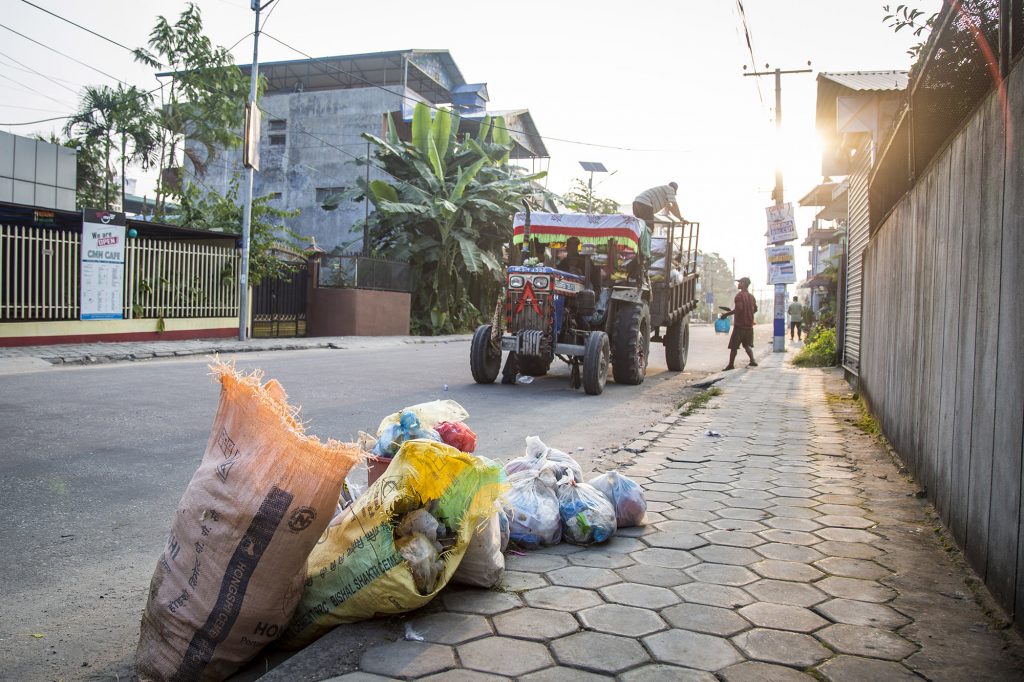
377 399 469 434
452 509 505 588
523 436 583 483
558 480 617 545
372 410 440 457
506 467 561 548
589 470 647 528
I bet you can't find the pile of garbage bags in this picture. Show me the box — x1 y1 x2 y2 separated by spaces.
135 371 647 681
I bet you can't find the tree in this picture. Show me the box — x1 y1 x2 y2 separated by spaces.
133 3 250 219
696 251 737 322
558 178 621 214
325 103 546 335
36 132 107 210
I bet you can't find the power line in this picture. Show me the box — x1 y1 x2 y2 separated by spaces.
17 0 139 56
0 71 74 108
0 49 80 95
734 0 766 108
0 22 126 84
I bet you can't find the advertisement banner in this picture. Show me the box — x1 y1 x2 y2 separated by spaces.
81 209 126 320
766 244 797 285
765 203 798 244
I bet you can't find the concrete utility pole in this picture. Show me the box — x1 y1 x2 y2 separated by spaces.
238 0 274 341
743 63 811 352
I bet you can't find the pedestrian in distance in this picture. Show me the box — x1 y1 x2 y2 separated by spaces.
719 277 758 370
788 295 804 341
632 182 684 226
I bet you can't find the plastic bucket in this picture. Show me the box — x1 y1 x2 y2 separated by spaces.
367 455 393 485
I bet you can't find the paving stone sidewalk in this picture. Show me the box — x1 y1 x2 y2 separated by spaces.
275 352 1024 681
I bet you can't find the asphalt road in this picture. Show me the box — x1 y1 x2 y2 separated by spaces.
0 323 775 680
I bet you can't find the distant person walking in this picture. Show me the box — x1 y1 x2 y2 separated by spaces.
788 296 804 341
632 182 684 225
720 277 758 370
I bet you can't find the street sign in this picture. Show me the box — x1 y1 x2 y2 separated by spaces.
765 203 798 244
81 209 126 320
766 245 797 284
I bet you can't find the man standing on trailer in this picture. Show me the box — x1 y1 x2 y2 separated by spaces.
632 182 685 226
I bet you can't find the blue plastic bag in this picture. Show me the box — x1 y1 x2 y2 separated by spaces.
714 317 731 334
372 410 440 457
557 480 616 545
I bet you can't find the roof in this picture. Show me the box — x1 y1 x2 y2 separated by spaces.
0 200 235 241
818 71 909 92
798 182 839 207
397 108 550 159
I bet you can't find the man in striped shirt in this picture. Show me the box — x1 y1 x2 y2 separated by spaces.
632 182 684 226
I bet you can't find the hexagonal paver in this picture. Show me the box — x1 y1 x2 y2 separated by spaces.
814 598 911 628
600 582 679 609
685 563 758 586
814 527 880 544
745 579 828 608
708 518 769 533
817 577 896 603
567 549 634 569
662 602 750 636
763 516 822 532
817 655 921 681
816 623 918 661
579 603 666 637
644 629 743 671
663 507 719 522
505 553 568 573
547 565 621 589
693 545 761 566
658 519 716 534
702 530 765 548
817 515 875 529
551 631 649 674
416 671 508 682
731 628 830 667
492 606 580 640
619 664 717 681
719 661 817 681
643 531 709 550
814 557 890 581
767 505 820 519
754 543 826 563
633 547 700 569
458 637 553 677
738 602 828 633
815 504 867 517
758 529 821 546
615 562 692 587
522 585 604 610
406 611 491 644
750 559 825 582
715 507 770 521
519 667 609 682
602 536 649 554
442 589 522 615
675 582 754 608
499 570 548 592
359 641 455 678
770 486 818 498
813 541 882 560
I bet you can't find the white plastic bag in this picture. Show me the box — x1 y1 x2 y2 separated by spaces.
376 399 469 434
558 480 617 545
589 470 647 527
452 510 505 588
506 467 561 548
524 436 583 483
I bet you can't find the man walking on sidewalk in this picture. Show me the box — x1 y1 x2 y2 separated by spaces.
788 295 804 341
720 276 758 370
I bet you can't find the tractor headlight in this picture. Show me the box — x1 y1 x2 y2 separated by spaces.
508 275 525 289
531 276 550 289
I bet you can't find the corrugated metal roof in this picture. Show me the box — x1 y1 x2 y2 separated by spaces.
819 71 909 92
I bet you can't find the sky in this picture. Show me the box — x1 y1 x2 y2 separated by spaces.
0 0 941 294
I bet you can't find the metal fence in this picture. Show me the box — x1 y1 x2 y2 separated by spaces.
317 253 410 292
0 224 239 321
871 0 1022 227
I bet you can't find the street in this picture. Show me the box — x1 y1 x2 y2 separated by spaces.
0 323 774 680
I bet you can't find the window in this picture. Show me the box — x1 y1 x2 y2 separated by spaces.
269 134 286 146
315 186 345 203
269 192 283 202
269 119 287 131
268 119 286 146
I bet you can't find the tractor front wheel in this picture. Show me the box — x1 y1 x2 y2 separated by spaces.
470 324 501 384
612 304 651 385
583 331 610 395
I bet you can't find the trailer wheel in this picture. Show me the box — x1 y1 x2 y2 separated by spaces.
612 303 651 385
582 331 609 395
470 324 501 384
665 317 690 371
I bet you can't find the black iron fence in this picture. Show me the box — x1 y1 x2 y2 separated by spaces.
871 0 1022 228
318 253 410 292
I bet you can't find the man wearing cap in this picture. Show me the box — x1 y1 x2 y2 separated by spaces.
719 277 758 370
632 182 684 226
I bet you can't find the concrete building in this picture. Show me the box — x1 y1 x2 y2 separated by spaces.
0 131 77 211
798 179 846 314
191 49 548 252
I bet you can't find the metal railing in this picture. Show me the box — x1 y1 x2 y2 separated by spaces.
317 252 410 292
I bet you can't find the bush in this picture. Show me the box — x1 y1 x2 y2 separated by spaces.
793 326 838 367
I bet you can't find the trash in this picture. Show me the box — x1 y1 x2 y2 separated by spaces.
504 455 540 476
435 420 478 453
516 375 534 384
376 399 468 434
705 430 722 437
404 623 425 641
557 480 617 545
136 362 361 682
281 440 506 648
372 409 440 457
525 436 583 483
505 467 561 548
395 521 444 594
443 384 449 392
714 317 731 334
589 471 647 527
31 633 45 639
452 506 505 588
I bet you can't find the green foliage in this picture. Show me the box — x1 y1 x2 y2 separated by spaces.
696 251 736 321
792 326 838 367
558 178 620 214
174 178 306 286
324 103 546 335
882 4 938 58
676 387 722 415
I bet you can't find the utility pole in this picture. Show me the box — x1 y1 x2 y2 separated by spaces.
743 63 811 352
238 0 273 341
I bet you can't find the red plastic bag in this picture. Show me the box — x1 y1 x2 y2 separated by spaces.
435 421 477 453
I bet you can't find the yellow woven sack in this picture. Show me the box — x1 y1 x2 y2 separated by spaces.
281 439 506 647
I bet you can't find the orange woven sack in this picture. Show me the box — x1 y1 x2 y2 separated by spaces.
135 362 361 681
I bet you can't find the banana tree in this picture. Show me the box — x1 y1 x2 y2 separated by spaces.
325 102 546 335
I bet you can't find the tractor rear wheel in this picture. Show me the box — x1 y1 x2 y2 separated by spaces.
470 324 501 384
612 304 651 385
665 317 690 371
582 331 609 395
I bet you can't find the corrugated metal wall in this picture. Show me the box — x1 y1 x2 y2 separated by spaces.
860 62 1023 625
842 136 870 376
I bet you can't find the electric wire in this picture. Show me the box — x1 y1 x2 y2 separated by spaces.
734 0 766 108
0 49 81 96
0 22 126 84
17 0 139 56
0 71 75 108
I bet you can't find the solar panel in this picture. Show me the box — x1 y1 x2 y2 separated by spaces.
578 161 607 173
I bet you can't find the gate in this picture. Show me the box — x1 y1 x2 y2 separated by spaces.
252 262 308 338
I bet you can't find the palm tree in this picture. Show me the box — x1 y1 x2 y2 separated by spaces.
65 86 118 209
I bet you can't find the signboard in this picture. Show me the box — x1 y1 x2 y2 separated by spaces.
81 209 126 320
766 245 797 285
765 202 797 244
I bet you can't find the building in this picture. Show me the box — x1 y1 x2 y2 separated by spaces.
190 49 549 252
797 179 846 314
0 131 77 211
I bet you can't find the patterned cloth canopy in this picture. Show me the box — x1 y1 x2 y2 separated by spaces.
512 212 644 252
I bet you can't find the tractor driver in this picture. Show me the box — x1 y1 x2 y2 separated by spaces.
558 237 601 292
